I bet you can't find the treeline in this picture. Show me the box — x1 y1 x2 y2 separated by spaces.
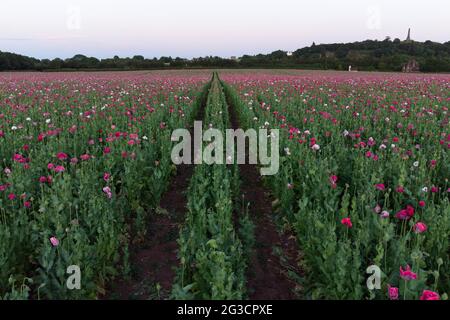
0 53 240 71
1 38 450 72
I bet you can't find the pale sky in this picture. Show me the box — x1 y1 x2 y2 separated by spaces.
0 0 449 59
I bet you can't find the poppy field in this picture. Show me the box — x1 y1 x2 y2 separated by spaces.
0 70 448 300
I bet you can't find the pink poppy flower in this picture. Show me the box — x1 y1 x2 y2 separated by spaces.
129 133 139 140
414 222 427 233
420 290 440 300
381 210 390 218
8 193 16 200
418 200 425 208
399 265 417 281
341 217 352 228
395 205 415 220
50 236 59 247
103 186 112 199
375 183 386 191
13 154 25 162
387 285 399 300
57 152 68 160
54 165 65 173
329 175 338 189
373 204 382 214
329 175 338 184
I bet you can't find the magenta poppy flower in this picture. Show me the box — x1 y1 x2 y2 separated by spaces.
330 175 338 184
414 222 427 233
57 152 68 160
387 285 399 300
399 265 417 281
341 217 352 228
420 290 440 300
375 183 386 191
395 205 415 220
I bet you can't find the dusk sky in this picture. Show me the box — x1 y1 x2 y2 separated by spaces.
1 0 449 59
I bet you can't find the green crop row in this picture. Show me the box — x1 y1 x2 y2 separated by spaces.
171 74 248 299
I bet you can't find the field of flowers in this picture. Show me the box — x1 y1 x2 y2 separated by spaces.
221 71 449 300
0 71 209 298
0 70 448 300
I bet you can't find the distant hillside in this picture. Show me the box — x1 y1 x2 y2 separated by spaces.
241 39 450 72
1 38 450 72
